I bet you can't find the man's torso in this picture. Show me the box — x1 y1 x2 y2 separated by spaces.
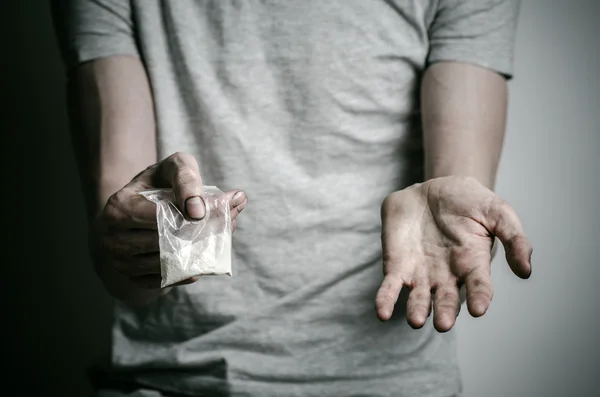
107 1 461 396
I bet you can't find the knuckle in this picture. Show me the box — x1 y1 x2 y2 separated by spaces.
169 151 184 162
105 192 120 208
170 151 197 167
491 196 515 221
470 277 485 288
113 187 131 202
439 291 458 302
462 176 481 187
376 289 396 302
104 197 124 223
104 189 136 224
496 197 513 212
381 191 401 213
379 279 396 291
469 277 491 290
133 164 156 181
173 166 199 187
498 203 515 221
412 292 429 302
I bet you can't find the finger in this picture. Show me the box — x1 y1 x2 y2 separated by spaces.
375 272 405 321
132 275 201 289
203 190 247 231
114 253 160 277
104 188 158 229
377 234 415 321
130 274 161 290
172 276 201 286
223 190 248 220
464 266 494 317
157 152 206 220
378 205 415 321
128 266 201 289
480 197 533 279
236 197 248 214
432 285 461 332
406 282 432 329
107 229 159 256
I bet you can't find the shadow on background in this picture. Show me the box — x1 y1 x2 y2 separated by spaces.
2 1 111 395
2 1 599 397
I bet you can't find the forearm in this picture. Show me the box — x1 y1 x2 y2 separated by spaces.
67 55 157 220
421 62 508 190
421 61 507 266
66 55 160 306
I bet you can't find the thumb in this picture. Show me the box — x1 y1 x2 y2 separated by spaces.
480 197 533 279
155 152 206 220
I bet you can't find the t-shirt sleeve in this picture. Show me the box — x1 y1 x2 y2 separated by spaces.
426 0 521 78
51 0 139 69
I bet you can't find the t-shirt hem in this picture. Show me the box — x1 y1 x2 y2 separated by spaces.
426 45 514 79
66 41 139 69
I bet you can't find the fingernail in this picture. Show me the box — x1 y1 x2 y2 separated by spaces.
185 196 206 220
236 199 247 214
233 191 244 203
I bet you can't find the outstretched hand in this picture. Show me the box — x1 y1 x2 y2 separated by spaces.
375 176 532 332
91 152 248 292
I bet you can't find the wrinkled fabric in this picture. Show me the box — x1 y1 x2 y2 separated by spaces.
54 1 520 395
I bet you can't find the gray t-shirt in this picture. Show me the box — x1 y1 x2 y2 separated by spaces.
54 1 520 396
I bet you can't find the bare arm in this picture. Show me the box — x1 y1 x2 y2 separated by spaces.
65 54 249 307
66 55 161 305
421 61 507 292
67 55 157 219
376 2 525 326
421 61 508 191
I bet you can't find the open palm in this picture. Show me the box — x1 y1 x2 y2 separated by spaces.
375 176 533 332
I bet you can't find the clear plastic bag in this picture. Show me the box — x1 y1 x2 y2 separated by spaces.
139 186 232 288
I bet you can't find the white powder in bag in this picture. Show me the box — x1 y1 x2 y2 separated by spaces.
159 231 232 287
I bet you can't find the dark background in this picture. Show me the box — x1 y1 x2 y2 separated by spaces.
2 1 111 394
2 1 599 396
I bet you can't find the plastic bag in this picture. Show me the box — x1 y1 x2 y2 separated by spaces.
139 186 232 288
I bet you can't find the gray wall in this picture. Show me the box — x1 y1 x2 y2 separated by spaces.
456 2 600 397
2 1 597 396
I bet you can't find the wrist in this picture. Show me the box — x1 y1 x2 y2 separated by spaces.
424 170 497 193
424 156 497 190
